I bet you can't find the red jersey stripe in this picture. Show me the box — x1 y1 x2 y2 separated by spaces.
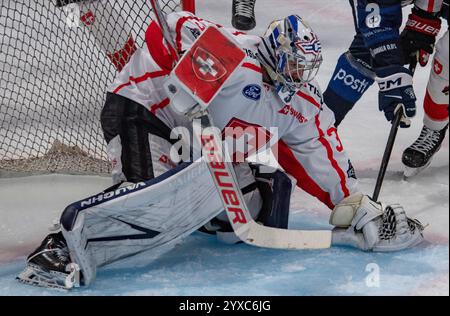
277 140 335 209
314 115 350 198
150 98 171 115
242 62 262 73
296 90 322 109
113 70 170 94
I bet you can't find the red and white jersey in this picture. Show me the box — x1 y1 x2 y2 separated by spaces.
108 12 358 209
414 0 445 13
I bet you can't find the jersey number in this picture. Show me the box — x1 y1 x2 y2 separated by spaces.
365 3 381 28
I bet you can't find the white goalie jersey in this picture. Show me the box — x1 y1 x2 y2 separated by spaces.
108 11 359 209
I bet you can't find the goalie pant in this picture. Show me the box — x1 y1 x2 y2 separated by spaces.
105 11 359 211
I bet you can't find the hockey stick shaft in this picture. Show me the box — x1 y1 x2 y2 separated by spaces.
149 0 180 62
372 107 404 202
149 0 331 249
148 1 254 240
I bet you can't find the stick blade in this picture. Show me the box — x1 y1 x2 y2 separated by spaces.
245 222 332 250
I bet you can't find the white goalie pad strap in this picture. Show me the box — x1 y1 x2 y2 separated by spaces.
149 133 177 178
106 135 126 185
61 160 224 286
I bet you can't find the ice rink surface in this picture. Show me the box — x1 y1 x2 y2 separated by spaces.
0 0 448 295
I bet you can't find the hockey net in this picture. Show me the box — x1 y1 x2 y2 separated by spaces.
0 0 194 177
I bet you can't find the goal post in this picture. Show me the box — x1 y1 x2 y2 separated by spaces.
182 0 196 13
0 0 195 177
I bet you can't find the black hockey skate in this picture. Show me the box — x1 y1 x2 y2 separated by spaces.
232 0 256 31
16 232 81 290
402 124 448 178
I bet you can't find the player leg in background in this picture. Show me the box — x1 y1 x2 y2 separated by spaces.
56 0 137 71
323 31 375 126
232 0 256 31
403 30 449 176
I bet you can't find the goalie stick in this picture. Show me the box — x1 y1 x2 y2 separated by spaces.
150 0 332 249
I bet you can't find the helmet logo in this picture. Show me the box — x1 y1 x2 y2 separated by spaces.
294 34 321 56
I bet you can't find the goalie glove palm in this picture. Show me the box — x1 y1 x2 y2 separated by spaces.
331 194 425 252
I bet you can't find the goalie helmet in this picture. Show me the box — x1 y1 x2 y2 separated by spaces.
258 15 323 93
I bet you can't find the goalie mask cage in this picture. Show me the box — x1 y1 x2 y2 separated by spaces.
0 0 195 177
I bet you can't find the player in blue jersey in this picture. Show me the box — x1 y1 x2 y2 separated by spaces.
324 0 420 128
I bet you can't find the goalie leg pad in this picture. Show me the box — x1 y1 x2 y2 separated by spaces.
60 161 224 286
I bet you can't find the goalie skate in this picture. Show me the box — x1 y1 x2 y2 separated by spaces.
16 262 80 291
403 161 433 179
16 232 81 290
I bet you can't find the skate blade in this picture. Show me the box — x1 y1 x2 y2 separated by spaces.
403 161 432 180
16 263 80 291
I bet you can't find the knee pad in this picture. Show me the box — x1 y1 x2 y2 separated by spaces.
251 164 294 230
324 52 375 126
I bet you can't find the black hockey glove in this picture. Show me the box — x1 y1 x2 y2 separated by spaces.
400 7 442 67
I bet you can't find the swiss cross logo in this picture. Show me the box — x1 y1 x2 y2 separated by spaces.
434 59 443 75
80 10 95 26
173 26 246 106
222 118 273 162
295 33 322 56
159 155 177 168
192 47 226 82
278 105 308 123
279 105 290 115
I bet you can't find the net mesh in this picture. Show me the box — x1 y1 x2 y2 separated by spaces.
0 0 187 177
